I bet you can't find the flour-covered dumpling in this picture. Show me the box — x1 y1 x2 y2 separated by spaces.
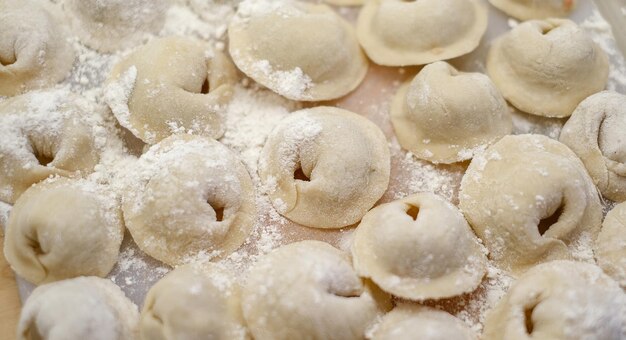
106 36 237 144
259 106 390 229
141 263 248 340
324 0 364 6
64 0 169 53
352 193 487 301
391 62 512 164
489 0 576 20
357 0 488 66
229 0 368 101
0 90 103 204
595 202 626 288
483 261 625 340
122 134 255 266
487 19 608 118
560 91 626 202
460 135 602 273
242 240 392 340
17 276 139 340
0 0 74 96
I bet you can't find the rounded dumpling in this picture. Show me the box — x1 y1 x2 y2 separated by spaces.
228 0 368 101
459 134 603 273
356 0 488 66
17 276 139 340
242 240 392 340
352 193 487 301
106 36 237 144
141 263 248 340
595 202 626 288
63 0 169 53
487 19 609 118
391 61 512 164
483 261 625 340
559 91 626 202
0 90 102 204
0 0 74 96
122 134 256 266
324 0 364 6
259 106 390 229
488 0 576 21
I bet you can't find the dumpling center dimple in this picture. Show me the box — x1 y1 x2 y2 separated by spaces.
598 112 626 164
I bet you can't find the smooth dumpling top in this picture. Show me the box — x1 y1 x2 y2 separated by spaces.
487 19 608 118
483 261 625 340
560 91 626 202
595 202 626 288
459 134 602 273
356 0 488 66
106 36 237 144
324 0 364 6
228 0 368 101
122 134 256 266
141 263 249 340
488 0 576 21
391 61 512 164
17 276 139 340
242 240 392 340
259 106 390 229
0 0 74 96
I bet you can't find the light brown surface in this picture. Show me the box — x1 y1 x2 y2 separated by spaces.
0 232 20 340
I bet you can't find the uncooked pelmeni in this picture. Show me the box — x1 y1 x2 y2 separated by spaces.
489 0 576 21
17 276 139 340
141 263 248 340
595 202 626 288
242 240 392 340
483 261 626 340
352 193 487 301
324 0 364 6
63 0 169 53
259 106 390 229
390 61 512 164
0 0 74 96
459 135 602 273
487 19 608 118
0 90 102 204
4 178 123 285
106 36 237 144
357 0 488 66
228 0 368 101
559 91 626 202
122 134 256 266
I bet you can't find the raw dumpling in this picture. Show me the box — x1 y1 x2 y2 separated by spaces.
228 0 368 101
370 304 478 340
0 0 74 96
352 193 487 301
595 202 626 288
324 0 364 6
122 134 256 266
106 36 237 144
356 0 488 66
259 106 390 229
63 0 169 52
459 135 602 273
487 19 609 118
483 261 625 340
0 90 102 204
17 276 139 340
390 61 512 164
559 91 626 202
242 240 392 340
489 0 576 21
141 263 249 340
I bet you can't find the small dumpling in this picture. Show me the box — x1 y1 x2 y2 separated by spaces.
324 0 364 6
141 263 249 340
122 134 256 266
459 135 602 273
228 0 368 101
242 240 392 340
259 106 390 229
559 91 626 202
17 276 139 340
595 202 626 288
487 19 608 118
489 0 576 21
356 0 488 66
391 61 512 164
0 0 74 96
370 304 478 340
483 261 625 340
106 36 237 144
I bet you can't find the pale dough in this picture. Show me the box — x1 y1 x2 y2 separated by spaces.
595 201 626 288
489 0 576 21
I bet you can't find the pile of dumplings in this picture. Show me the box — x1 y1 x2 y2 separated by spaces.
1 0 625 339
